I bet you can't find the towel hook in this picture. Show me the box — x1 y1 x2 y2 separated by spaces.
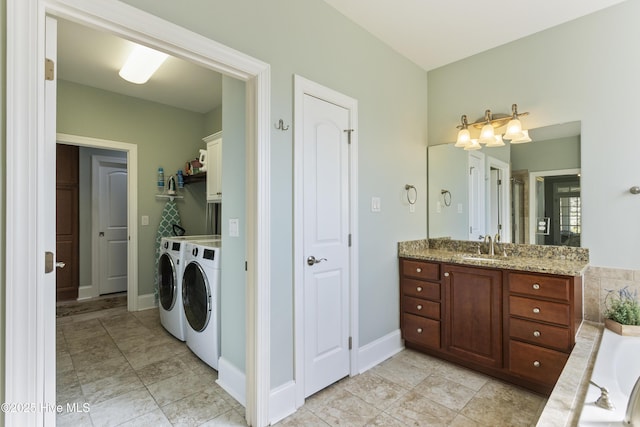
275 119 289 131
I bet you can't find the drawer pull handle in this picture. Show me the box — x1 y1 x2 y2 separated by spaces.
532 283 540 290
417 304 423 310
444 272 450 277
416 286 422 292
417 328 423 334
533 307 541 314
533 361 541 368
416 267 422 273
533 330 541 337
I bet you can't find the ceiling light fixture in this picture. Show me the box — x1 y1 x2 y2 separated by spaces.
455 104 530 149
119 44 169 84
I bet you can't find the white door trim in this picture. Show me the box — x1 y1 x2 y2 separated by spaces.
6 1 271 426
57 134 138 309
293 75 359 408
486 156 510 243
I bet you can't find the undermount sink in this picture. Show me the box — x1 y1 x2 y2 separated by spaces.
454 253 503 262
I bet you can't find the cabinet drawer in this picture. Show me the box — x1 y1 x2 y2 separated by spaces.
401 259 440 281
403 296 440 320
401 279 440 300
403 313 440 349
509 295 570 326
509 340 568 386
509 317 572 352
508 272 570 301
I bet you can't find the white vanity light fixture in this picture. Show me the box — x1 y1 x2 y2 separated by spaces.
119 44 169 84
455 103 530 149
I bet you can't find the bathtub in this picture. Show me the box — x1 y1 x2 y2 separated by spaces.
578 328 640 426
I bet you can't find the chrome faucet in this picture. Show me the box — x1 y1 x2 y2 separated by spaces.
494 233 507 257
479 235 494 256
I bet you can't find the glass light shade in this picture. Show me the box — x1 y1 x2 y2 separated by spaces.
486 134 505 147
510 129 532 144
455 128 471 147
503 119 524 140
119 44 169 84
478 123 495 145
464 139 481 151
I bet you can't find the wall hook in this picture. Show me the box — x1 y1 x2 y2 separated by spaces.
275 119 289 131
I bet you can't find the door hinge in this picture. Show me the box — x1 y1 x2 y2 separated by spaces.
45 58 55 81
348 234 352 247
348 336 352 350
245 261 248 271
344 129 355 144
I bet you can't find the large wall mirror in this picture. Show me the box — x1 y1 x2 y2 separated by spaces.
428 121 581 246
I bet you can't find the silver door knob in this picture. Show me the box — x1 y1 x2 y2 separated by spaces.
56 262 66 269
307 256 327 266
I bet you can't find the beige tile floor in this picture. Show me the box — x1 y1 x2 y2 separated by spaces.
57 306 547 426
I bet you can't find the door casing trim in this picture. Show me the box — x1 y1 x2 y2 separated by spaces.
5 1 271 425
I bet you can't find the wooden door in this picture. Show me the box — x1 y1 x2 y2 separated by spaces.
444 264 502 368
56 144 79 301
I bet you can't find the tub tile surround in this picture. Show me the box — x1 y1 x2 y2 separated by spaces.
583 265 640 323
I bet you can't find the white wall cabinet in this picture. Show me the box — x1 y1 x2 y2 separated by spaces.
204 131 222 202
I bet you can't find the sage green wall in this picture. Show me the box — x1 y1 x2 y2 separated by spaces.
219 76 247 375
1 0 6 422
78 147 127 291
57 80 210 296
120 0 429 388
428 0 640 269
204 106 222 135
511 136 581 172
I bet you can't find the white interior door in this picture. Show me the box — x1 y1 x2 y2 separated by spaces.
468 151 486 241
94 157 128 295
303 93 351 398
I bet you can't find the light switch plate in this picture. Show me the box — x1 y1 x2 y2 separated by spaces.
371 197 381 212
141 215 149 226
229 218 240 237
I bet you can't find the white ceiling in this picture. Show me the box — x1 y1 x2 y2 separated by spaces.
322 0 627 71
57 18 222 114
58 1 626 112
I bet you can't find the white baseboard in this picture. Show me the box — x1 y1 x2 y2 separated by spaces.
357 329 404 374
77 285 97 300
269 380 297 425
136 293 157 311
217 356 246 406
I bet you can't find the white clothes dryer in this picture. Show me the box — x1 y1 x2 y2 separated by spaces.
182 240 221 369
157 235 219 341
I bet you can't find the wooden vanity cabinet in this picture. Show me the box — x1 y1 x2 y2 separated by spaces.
399 257 583 395
399 259 442 350
444 264 503 369
506 271 582 392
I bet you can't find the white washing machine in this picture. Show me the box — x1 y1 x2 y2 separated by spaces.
157 235 220 341
182 239 221 369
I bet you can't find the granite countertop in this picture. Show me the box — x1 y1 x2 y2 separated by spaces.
398 238 589 277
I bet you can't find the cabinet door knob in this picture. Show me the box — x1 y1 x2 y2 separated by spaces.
532 307 541 314
416 267 422 273
416 286 422 292
417 328 423 334
532 283 540 290
416 304 423 310
444 272 450 277
533 361 541 368
533 330 541 337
